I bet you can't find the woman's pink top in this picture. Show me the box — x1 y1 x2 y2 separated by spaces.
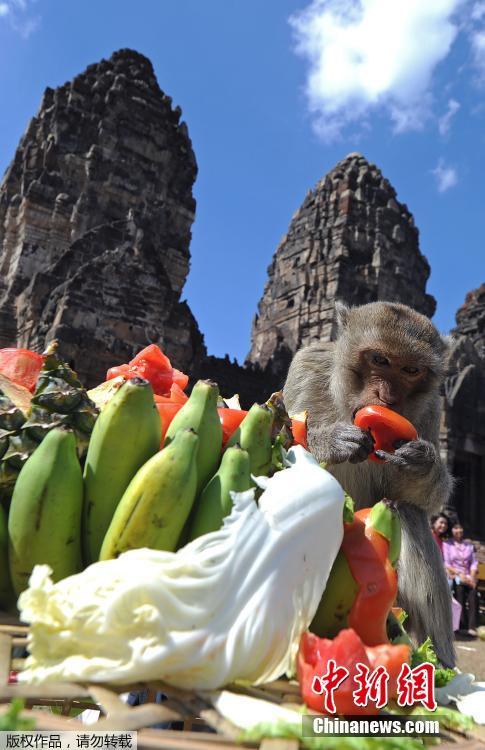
442 539 478 578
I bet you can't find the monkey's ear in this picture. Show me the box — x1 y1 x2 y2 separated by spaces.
334 301 350 332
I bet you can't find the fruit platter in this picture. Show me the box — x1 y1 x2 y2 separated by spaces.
0 343 484 749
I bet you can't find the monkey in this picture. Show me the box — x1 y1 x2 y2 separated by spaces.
283 301 455 667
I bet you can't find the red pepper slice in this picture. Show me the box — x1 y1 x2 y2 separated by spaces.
342 508 398 646
290 417 308 449
354 405 417 463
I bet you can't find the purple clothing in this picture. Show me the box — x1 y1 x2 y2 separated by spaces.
442 539 478 577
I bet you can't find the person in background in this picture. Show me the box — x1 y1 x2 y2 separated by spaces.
431 513 462 632
431 513 449 555
443 522 479 636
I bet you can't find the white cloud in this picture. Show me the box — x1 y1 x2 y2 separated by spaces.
471 1 485 21
438 98 461 134
432 158 458 192
470 27 485 78
0 0 40 37
289 0 463 141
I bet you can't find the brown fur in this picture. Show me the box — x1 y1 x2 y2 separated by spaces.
283 301 455 667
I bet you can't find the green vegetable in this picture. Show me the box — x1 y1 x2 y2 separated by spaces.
240 721 425 750
411 637 456 688
0 699 35 730
343 492 355 523
410 705 474 734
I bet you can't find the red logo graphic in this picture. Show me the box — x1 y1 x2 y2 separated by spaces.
311 660 436 713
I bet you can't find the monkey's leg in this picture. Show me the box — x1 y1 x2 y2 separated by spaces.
396 502 455 668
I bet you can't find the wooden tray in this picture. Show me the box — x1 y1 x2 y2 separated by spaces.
1 624 484 749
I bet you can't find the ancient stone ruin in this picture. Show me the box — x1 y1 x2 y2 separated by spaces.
0 49 206 387
442 285 485 536
246 153 436 384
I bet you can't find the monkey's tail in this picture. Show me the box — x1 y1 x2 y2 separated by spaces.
396 502 456 668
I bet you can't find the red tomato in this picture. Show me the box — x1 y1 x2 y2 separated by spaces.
354 405 417 463
155 402 182 446
107 345 189 396
153 383 189 405
0 348 44 392
291 418 308 449
132 343 171 370
298 629 377 715
218 408 248 447
365 643 411 699
298 629 410 715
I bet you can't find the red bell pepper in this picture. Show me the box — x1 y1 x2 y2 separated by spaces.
311 500 400 647
354 405 417 463
341 505 399 646
290 418 308 449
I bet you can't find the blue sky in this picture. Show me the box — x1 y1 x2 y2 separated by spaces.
0 0 483 365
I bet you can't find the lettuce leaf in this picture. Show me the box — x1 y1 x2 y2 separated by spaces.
411 638 456 688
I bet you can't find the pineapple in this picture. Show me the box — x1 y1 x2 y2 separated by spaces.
0 342 98 499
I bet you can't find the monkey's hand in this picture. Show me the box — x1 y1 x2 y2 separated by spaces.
317 422 374 464
375 439 437 475
375 439 453 513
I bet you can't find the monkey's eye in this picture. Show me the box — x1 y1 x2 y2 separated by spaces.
372 354 390 366
402 366 420 376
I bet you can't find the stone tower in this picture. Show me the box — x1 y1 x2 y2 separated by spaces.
0 49 206 386
246 153 436 383
442 284 485 537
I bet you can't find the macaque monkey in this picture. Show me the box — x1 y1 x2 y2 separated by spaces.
283 301 455 667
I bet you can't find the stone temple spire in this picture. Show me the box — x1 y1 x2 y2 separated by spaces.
246 152 436 383
0 49 206 386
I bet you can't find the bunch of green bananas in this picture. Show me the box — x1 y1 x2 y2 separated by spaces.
0 374 285 611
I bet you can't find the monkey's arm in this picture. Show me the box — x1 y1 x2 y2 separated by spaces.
376 440 453 513
283 344 374 464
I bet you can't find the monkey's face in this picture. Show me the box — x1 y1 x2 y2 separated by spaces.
338 347 438 423
356 349 428 411
330 301 448 426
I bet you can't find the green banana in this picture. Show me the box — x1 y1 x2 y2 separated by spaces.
8 427 83 596
82 377 161 564
164 380 222 493
225 403 274 476
310 550 359 638
188 444 252 540
0 503 15 611
99 428 199 559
